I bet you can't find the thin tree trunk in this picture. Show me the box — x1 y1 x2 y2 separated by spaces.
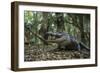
78 15 85 43
56 13 65 32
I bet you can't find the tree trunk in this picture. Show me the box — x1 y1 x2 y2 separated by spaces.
56 13 65 32
39 12 48 37
78 15 85 43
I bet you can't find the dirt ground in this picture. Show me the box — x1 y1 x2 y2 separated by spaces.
24 44 90 61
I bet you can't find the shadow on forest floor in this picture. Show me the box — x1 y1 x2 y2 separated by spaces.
24 45 90 61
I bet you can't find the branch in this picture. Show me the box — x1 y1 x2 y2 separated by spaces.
26 26 50 44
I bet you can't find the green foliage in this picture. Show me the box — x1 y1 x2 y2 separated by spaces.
24 11 90 47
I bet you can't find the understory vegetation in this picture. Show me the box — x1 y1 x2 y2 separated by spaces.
24 11 90 61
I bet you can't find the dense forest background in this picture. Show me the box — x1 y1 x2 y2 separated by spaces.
24 11 90 61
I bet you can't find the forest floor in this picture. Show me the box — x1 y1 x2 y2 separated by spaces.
24 44 90 61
